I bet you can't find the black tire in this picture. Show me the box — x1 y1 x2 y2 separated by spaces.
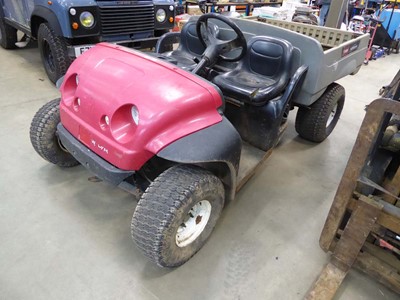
0 17 17 49
30 98 79 167
295 83 345 143
37 23 71 84
131 165 225 267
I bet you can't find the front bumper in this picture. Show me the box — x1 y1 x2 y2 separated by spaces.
57 123 134 186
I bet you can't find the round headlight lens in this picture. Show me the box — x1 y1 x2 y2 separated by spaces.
80 12 95 28
156 9 166 23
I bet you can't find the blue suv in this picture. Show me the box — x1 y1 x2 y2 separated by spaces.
0 0 175 83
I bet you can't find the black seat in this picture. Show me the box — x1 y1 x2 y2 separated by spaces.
212 36 294 106
155 21 218 71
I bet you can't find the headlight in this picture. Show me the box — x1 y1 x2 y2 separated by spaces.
131 105 139 125
80 11 95 28
156 9 166 23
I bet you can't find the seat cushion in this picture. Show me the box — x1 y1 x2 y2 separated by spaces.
163 50 198 71
213 69 279 104
212 36 294 106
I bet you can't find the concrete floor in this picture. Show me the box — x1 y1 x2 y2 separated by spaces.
1 42 399 300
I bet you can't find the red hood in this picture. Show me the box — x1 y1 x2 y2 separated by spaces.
59 43 223 170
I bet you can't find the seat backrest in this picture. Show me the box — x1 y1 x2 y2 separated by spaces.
177 21 205 56
177 21 219 57
243 36 294 86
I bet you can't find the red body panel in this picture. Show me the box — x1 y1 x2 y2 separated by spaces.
59 43 223 170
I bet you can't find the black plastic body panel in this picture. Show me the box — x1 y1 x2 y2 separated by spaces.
154 4 175 30
157 117 242 201
68 6 100 38
225 101 283 151
31 6 63 37
57 124 134 186
224 65 308 151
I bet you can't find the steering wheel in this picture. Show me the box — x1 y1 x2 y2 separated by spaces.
196 13 247 63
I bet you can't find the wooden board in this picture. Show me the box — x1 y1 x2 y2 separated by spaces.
320 99 400 253
307 196 382 300
236 142 271 192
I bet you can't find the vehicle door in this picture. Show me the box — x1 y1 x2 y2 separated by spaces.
2 0 32 27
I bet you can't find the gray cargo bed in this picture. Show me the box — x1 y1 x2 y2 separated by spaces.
230 17 370 106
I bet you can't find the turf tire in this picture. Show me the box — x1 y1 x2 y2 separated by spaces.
30 98 79 167
131 165 225 267
295 83 345 143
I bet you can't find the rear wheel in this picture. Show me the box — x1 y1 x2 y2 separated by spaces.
0 16 17 49
394 41 400 54
37 23 71 84
131 165 225 267
30 98 79 167
295 83 345 142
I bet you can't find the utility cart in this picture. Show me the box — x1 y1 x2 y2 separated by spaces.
30 14 369 267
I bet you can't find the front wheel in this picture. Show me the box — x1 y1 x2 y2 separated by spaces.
37 23 71 84
295 83 345 143
131 165 225 267
30 98 79 167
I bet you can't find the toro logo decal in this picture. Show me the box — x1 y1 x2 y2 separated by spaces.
342 41 360 57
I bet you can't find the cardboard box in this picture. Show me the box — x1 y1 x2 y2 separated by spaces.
187 5 203 15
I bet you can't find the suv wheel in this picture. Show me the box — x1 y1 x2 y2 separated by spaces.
37 23 71 84
0 16 17 49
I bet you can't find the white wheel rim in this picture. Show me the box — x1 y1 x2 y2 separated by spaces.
176 200 212 248
327 103 338 128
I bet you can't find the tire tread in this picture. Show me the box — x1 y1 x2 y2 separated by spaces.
295 83 345 142
30 98 78 167
131 165 224 267
0 17 17 49
38 23 71 84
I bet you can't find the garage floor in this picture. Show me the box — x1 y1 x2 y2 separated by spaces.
1 42 399 300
